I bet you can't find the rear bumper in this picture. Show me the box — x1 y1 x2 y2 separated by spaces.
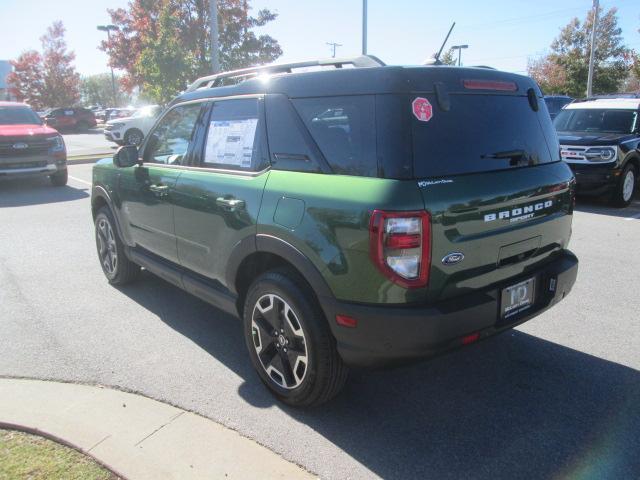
324 250 578 367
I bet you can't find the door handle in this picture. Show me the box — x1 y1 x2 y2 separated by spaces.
149 184 169 196
216 197 245 209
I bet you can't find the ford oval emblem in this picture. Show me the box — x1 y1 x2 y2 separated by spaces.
12 142 28 150
442 252 464 266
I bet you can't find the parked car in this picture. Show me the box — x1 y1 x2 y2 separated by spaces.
555 97 639 206
43 107 97 132
91 57 578 406
0 101 67 185
544 95 573 119
104 105 162 146
96 108 134 124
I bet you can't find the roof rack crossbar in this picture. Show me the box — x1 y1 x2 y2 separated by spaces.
186 55 386 92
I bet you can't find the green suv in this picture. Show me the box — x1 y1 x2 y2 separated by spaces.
91 56 578 406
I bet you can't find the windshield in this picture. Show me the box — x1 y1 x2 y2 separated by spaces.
132 106 159 118
0 106 43 125
554 108 637 134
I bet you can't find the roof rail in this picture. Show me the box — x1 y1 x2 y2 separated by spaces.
185 55 386 92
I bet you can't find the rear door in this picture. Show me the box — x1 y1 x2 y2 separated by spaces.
118 102 205 264
408 81 574 303
172 96 270 285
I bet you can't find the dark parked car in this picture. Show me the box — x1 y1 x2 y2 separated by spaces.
544 95 573 119
556 97 639 206
44 107 97 132
91 56 578 406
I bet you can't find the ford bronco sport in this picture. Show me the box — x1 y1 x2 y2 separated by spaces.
555 97 639 207
91 56 578 406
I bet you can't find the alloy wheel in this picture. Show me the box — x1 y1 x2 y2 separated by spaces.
96 218 118 275
251 294 308 389
623 169 635 202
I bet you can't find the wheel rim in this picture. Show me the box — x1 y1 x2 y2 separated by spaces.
127 132 142 146
251 294 308 390
96 218 118 275
622 170 635 202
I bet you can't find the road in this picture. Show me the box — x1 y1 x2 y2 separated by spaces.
1 164 639 479
62 129 116 158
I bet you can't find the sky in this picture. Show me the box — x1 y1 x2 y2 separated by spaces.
0 0 638 77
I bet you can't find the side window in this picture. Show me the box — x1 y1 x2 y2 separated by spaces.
292 95 377 177
265 94 325 173
202 98 266 171
144 103 203 165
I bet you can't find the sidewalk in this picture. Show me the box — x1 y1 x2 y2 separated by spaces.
0 378 315 480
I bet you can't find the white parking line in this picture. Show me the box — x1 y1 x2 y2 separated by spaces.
625 212 640 221
68 175 92 186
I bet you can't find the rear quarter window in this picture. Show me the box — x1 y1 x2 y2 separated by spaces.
292 96 377 177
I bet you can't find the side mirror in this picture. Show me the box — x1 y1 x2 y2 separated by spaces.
114 145 140 168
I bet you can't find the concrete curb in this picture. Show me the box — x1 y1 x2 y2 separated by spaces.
0 378 315 480
67 154 113 165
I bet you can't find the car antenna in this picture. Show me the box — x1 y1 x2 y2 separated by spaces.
431 22 455 65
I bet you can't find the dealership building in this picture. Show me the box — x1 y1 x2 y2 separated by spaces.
0 60 17 101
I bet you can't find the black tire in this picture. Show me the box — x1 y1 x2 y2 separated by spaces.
94 206 140 285
611 164 637 207
49 169 68 187
243 270 348 407
124 129 144 146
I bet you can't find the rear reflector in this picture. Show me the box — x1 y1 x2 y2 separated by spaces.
336 315 357 328
461 332 480 345
463 79 518 92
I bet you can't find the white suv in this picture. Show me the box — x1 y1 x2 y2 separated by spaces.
104 105 162 146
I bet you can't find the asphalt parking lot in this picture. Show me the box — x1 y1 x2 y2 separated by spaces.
62 128 116 157
1 163 639 479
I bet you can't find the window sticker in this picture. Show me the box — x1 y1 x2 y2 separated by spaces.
412 97 433 122
205 118 258 168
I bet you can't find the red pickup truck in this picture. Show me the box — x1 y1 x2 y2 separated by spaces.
0 102 68 186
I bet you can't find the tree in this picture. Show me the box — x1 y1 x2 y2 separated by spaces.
80 73 130 106
100 0 282 103
440 48 456 66
136 3 198 104
7 51 45 109
528 7 631 97
40 21 81 107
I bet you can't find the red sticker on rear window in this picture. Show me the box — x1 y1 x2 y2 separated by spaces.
412 97 433 122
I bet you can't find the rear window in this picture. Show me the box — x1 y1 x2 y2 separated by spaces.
292 96 377 177
0 106 42 125
412 94 556 178
554 108 637 134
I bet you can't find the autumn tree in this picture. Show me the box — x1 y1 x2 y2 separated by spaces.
440 48 457 66
7 51 45 109
7 21 80 108
100 0 282 103
528 7 630 97
40 21 81 107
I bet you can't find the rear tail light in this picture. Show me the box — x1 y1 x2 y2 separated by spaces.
369 210 431 288
463 79 518 91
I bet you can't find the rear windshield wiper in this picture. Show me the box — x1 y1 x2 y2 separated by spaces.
481 149 533 166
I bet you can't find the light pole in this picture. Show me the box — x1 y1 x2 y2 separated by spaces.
326 42 343 58
210 0 220 73
586 0 599 97
451 45 469 66
97 24 119 106
362 0 367 55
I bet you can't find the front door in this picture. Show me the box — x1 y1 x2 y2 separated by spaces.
118 102 206 264
173 97 269 286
